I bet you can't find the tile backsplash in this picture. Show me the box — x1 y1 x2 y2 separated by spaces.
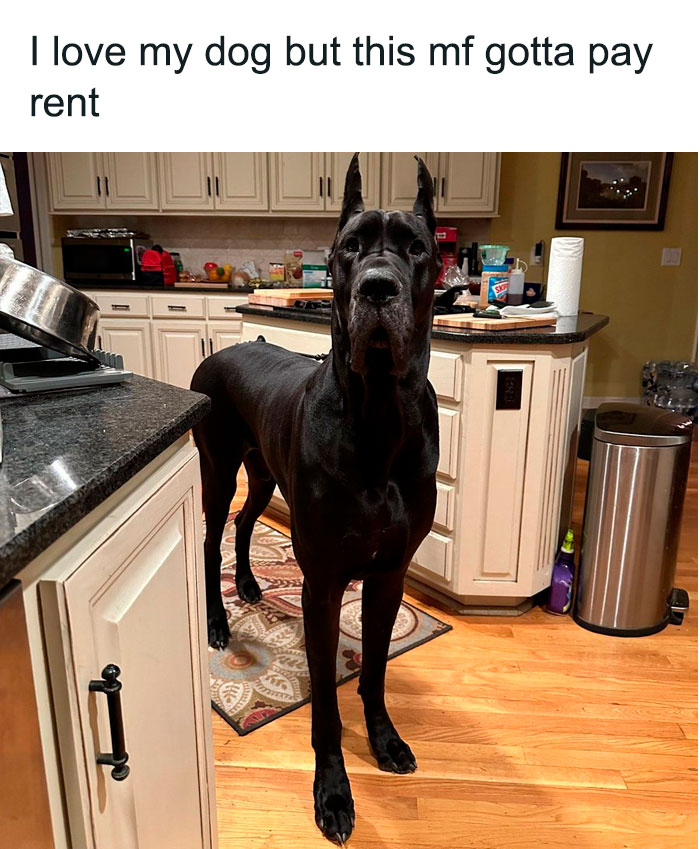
51 214 490 277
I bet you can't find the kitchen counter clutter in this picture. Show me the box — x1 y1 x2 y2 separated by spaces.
0 372 209 586
2 366 217 848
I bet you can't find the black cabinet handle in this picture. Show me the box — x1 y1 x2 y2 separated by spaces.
201 338 206 358
89 665 129 781
327 177 331 197
97 335 102 349
441 177 445 198
105 176 110 197
319 177 323 197
209 338 214 355
207 176 212 197
215 176 220 197
96 176 101 196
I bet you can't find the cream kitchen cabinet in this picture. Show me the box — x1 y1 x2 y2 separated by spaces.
380 152 500 216
380 152 438 211
208 321 242 354
214 153 268 210
325 152 381 211
14 437 217 849
159 153 268 212
238 310 598 610
47 153 159 211
435 152 501 215
269 153 326 212
269 153 381 213
97 318 155 378
152 320 207 389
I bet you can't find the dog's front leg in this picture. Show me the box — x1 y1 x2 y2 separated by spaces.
359 570 417 774
302 579 354 844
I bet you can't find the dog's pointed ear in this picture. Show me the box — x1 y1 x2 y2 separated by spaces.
413 156 437 234
337 152 364 232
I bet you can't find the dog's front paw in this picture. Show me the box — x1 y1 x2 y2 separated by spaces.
207 608 231 650
368 721 417 774
237 575 263 604
314 761 355 844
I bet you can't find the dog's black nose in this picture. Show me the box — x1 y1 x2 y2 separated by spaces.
358 272 400 304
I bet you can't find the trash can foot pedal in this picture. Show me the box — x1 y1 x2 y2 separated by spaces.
668 587 690 626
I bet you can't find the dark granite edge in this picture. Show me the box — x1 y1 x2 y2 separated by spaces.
71 281 258 294
0 391 210 585
236 305 610 345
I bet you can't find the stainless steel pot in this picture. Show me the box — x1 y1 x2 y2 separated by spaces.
0 255 99 363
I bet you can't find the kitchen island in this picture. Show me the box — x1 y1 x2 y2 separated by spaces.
237 304 609 612
0 374 217 849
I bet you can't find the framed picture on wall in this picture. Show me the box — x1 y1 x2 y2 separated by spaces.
556 153 674 230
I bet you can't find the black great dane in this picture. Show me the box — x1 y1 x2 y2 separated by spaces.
191 154 441 844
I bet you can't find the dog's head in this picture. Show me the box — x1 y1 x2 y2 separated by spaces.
328 154 441 376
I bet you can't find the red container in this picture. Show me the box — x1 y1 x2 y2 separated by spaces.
435 227 458 287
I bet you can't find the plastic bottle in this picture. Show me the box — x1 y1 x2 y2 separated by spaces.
507 258 528 305
546 530 575 615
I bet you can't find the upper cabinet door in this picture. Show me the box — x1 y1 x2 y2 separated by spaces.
159 153 214 210
47 152 105 210
269 153 325 212
326 152 380 212
103 153 159 210
213 153 268 210
380 153 438 211
436 153 501 215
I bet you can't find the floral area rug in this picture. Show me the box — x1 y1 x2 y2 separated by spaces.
208 518 452 735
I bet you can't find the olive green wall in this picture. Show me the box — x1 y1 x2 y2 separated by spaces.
490 152 698 398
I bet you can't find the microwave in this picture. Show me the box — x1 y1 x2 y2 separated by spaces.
61 237 151 283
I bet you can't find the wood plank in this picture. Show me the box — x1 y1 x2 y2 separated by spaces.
215 443 698 848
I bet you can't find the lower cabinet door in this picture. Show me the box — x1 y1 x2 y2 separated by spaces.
152 320 206 388
208 321 241 354
98 318 154 378
40 450 215 849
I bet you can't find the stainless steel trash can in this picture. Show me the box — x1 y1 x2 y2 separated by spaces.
575 403 693 636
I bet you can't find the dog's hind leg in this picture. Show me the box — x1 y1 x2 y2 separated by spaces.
233 452 275 604
192 411 243 650
359 570 417 774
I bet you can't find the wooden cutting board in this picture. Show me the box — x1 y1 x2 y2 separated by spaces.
248 288 333 307
433 313 557 331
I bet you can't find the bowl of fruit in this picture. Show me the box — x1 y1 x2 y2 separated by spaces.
204 262 232 284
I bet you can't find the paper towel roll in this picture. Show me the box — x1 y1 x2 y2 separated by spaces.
546 237 584 316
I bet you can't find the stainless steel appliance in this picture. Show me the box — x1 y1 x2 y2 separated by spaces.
61 236 151 283
575 403 693 636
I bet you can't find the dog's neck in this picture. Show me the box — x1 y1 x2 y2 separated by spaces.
328 308 432 480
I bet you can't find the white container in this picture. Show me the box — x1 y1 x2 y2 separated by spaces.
507 258 527 305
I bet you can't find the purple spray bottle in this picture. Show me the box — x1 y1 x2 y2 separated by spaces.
546 529 575 615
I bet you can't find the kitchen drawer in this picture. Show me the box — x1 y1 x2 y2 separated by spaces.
434 481 456 532
413 530 453 580
90 292 150 318
429 350 463 402
207 295 247 320
151 294 206 319
241 322 332 357
437 407 460 479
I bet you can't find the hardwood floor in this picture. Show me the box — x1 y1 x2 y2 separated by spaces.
213 444 698 848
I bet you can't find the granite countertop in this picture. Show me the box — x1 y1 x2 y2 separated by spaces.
236 305 610 345
71 281 256 294
0 375 210 589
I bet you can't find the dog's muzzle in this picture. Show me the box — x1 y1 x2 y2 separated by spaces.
348 270 412 376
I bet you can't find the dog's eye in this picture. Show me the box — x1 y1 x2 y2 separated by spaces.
409 239 426 256
344 237 360 253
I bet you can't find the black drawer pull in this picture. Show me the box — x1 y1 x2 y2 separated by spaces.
111 304 131 311
223 305 238 312
89 665 130 781
167 304 187 311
